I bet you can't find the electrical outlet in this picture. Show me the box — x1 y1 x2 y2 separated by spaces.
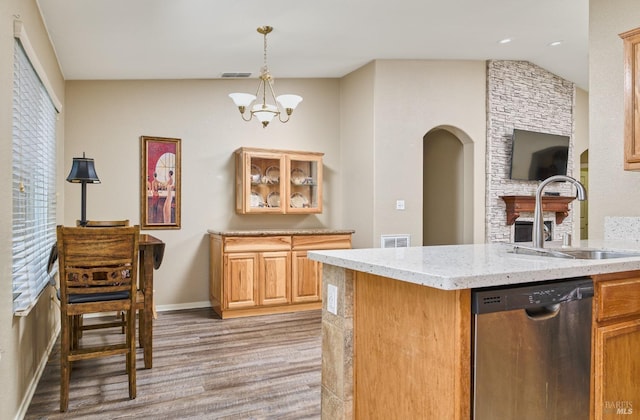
396 200 405 210
327 284 338 315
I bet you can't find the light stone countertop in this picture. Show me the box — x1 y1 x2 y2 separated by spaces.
308 239 640 290
207 228 355 236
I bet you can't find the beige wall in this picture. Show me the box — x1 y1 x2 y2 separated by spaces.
64 78 342 309
573 87 589 239
589 0 640 238
1 0 65 417
373 60 486 246
339 63 376 249
339 60 486 248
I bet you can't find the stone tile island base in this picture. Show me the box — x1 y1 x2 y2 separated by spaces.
320 264 471 419
320 264 354 418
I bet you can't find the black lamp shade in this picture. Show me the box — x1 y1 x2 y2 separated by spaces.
66 153 100 226
66 156 100 183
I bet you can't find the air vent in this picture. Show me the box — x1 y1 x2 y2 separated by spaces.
221 72 252 78
482 296 502 305
380 234 411 248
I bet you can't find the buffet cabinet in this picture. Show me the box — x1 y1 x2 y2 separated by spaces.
235 147 324 214
620 27 640 171
591 271 640 419
208 230 352 319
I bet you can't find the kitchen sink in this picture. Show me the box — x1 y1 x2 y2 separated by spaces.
512 245 640 260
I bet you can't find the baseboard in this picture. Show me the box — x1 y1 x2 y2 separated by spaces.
155 301 211 313
15 321 60 420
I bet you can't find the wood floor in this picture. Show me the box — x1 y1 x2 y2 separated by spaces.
25 308 322 419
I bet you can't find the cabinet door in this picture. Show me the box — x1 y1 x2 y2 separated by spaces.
286 154 323 214
235 148 285 214
593 319 640 419
620 27 640 170
224 253 258 309
291 251 322 303
259 251 291 306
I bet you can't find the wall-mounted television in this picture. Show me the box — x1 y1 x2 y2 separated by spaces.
509 129 570 181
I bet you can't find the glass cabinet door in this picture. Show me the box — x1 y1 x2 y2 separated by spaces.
286 154 323 213
235 149 285 214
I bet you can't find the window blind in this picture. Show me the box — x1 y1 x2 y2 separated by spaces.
12 39 58 315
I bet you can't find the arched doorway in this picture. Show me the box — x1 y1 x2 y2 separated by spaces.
580 150 589 239
423 127 473 245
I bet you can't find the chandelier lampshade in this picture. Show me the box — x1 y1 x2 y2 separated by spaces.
229 26 302 128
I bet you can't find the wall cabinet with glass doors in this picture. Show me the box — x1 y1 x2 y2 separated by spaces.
235 147 323 214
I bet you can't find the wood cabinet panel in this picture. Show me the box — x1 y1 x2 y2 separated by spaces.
259 251 291 305
223 236 291 253
596 276 640 322
354 272 470 419
620 27 640 170
224 253 258 309
292 251 321 303
592 319 640 419
291 234 352 250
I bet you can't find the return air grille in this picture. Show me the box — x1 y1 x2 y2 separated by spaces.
380 234 411 248
221 72 252 78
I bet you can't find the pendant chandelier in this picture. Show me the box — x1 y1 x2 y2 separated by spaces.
229 26 302 128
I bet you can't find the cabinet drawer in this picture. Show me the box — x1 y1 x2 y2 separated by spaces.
597 277 640 322
292 234 352 251
223 236 291 253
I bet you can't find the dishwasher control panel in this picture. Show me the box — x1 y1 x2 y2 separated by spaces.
471 277 593 314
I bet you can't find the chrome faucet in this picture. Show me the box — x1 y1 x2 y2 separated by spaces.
532 175 587 249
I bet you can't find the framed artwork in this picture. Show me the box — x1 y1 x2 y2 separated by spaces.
140 136 181 229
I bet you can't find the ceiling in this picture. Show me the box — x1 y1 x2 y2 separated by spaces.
36 0 589 89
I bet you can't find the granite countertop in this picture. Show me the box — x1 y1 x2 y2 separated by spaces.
208 228 355 236
308 239 640 290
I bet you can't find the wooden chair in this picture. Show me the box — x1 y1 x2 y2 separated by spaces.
73 220 131 335
57 225 140 412
74 219 149 357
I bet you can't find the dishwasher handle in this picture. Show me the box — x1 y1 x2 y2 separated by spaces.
525 303 561 321
565 283 594 301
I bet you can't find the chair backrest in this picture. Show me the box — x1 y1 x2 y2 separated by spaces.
76 219 130 227
57 225 140 309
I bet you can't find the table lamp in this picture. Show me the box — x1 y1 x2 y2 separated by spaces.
66 152 100 227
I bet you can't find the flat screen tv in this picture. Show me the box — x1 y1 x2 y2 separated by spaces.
509 129 569 181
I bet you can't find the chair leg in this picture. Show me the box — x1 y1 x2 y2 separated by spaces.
127 308 137 399
138 307 144 348
60 315 71 412
71 315 80 350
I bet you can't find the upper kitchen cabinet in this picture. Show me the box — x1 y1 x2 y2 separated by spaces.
620 27 640 170
235 147 323 214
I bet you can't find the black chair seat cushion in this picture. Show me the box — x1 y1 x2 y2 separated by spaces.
57 289 130 304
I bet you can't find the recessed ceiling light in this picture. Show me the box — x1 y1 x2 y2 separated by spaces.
548 41 563 47
498 38 512 44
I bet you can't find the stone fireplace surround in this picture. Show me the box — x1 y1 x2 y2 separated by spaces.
486 60 576 243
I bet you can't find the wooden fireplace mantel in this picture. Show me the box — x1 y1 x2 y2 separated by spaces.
500 195 576 225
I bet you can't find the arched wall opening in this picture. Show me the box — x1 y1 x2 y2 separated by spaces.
423 126 474 245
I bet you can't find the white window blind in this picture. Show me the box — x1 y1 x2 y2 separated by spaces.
12 39 58 315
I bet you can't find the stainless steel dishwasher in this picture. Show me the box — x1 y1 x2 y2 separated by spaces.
471 277 593 420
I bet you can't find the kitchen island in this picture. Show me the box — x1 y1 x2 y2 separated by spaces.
308 240 640 419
